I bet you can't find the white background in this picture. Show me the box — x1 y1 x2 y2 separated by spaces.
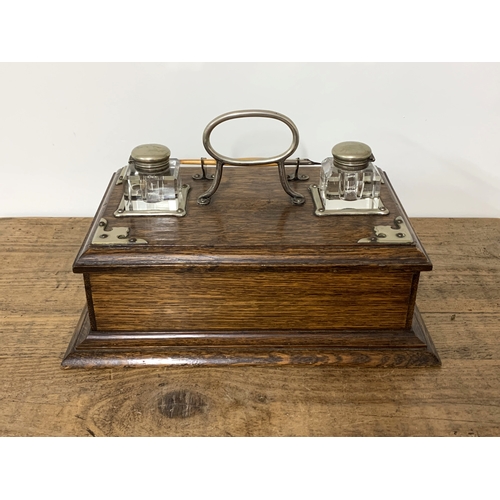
1 62 499 217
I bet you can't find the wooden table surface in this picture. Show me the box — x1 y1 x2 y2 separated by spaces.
1 217 499 436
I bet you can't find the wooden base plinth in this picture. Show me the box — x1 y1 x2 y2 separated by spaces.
62 305 440 368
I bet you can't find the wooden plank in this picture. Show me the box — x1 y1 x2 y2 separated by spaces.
0 217 499 436
62 305 438 368
89 269 414 331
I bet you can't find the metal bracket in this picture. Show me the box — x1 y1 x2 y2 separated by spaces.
192 158 215 181
114 184 190 218
92 218 148 245
358 216 414 244
309 184 389 216
286 157 311 181
191 156 315 182
115 164 129 185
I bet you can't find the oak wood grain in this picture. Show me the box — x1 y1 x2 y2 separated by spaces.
73 167 432 271
0 217 499 436
89 269 414 331
71 165 433 365
62 304 440 368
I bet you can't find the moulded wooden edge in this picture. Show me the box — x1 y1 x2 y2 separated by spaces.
72 168 433 272
61 305 441 369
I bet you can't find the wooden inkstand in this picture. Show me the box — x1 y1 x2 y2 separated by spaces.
63 110 440 368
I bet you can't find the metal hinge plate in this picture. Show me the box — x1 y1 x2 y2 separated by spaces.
91 218 148 245
358 216 414 244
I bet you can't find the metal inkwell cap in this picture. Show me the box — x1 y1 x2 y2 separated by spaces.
332 141 375 171
130 144 171 174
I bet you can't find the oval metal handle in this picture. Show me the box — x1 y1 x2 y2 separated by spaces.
202 109 300 166
198 109 305 205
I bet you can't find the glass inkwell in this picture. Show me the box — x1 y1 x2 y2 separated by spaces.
309 141 388 215
114 143 190 217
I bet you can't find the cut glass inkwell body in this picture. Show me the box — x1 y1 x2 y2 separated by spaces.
114 143 190 217
310 141 388 216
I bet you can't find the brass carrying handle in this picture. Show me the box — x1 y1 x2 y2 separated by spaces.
197 109 306 206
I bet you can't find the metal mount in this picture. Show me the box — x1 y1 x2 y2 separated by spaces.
192 157 215 181
92 218 148 245
287 157 310 181
357 216 414 244
309 184 389 216
197 109 306 206
115 164 129 185
114 184 191 218
191 156 315 182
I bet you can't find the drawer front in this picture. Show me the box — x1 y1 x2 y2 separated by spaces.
88 268 417 332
